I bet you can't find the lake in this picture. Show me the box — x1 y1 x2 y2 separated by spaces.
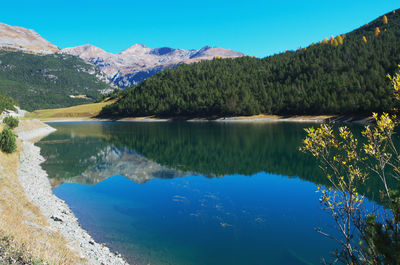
37 121 377 265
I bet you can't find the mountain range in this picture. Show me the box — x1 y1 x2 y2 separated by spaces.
0 22 246 89
62 44 245 88
0 22 114 111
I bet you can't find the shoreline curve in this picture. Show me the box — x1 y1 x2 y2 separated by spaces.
16 120 128 265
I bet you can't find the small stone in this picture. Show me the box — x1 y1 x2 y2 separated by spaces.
50 215 63 222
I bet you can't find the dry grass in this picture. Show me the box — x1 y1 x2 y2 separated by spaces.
0 122 84 264
28 100 115 121
13 119 49 134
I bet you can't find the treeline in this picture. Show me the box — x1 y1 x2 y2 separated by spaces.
102 9 400 117
0 51 112 111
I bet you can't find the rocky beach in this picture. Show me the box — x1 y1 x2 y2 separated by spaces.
16 120 128 265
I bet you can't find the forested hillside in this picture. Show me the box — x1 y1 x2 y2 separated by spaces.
102 9 400 117
0 51 113 111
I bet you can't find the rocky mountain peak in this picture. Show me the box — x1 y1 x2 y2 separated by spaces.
190 46 244 59
62 44 109 59
0 22 59 54
118 43 151 56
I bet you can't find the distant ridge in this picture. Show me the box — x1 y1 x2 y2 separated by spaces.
62 44 246 88
0 21 245 88
0 21 244 110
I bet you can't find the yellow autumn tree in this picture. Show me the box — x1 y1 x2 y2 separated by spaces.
362 36 367 43
375 27 381 37
330 35 335 45
337 35 344 45
323 37 329 44
383 15 388 24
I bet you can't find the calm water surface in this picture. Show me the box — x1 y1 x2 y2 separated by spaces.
37 122 377 265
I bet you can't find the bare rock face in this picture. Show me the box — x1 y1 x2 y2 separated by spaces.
62 44 246 88
0 22 59 54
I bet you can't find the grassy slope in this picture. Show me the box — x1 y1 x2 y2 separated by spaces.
29 99 115 120
0 51 113 111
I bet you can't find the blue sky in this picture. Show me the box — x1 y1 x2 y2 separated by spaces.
1 0 398 57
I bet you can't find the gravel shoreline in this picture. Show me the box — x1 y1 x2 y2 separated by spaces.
37 114 372 124
17 123 128 265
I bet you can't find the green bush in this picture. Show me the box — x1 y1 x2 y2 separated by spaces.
0 127 17 153
0 93 17 113
3 116 19 129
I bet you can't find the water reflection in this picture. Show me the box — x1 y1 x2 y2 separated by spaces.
38 121 319 183
38 121 385 202
36 121 368 265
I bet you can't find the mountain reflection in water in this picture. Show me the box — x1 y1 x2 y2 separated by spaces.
36 121 393 265
38 121 386 203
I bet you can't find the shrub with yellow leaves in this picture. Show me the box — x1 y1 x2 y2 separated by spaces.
301 67 400 264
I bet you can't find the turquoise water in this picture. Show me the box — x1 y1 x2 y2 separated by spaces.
37 122 370 264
